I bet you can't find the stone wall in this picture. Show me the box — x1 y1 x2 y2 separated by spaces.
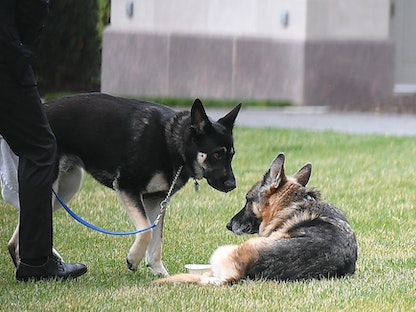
102 0 394 107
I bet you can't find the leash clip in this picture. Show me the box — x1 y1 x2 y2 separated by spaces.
155 200 168 226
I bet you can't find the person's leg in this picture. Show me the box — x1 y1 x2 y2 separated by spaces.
0 83 54 262
0 81 87 280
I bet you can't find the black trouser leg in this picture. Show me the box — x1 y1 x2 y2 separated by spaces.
0 82 56 260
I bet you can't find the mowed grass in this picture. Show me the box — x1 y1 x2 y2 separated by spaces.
0 127 415 311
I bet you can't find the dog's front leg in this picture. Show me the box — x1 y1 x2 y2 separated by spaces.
142 194 169 277
117 190 152 272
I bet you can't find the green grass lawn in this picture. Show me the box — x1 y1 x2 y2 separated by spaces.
1 127 415 311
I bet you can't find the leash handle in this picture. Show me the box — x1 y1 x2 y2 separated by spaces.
52 189 156 235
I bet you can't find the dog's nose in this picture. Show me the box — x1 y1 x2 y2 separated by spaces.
226 221 232 231
224 179 236 191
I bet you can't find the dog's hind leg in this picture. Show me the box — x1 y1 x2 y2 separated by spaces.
116 189 152 272
49 164 84 262
8 218 63 267
8 191 67 268
142 194 169 277
52 164 84 210
8 221 20 267
6 162 84 268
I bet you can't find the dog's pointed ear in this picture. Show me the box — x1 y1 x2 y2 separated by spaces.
191 98 212 134
262 153 286 189
293 163 312 186
218 103 242 130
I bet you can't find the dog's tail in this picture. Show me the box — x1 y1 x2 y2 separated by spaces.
154 271 226 285
154 273 204 284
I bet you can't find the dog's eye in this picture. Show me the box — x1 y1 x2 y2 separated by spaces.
212 147 226 160
213 152 222 160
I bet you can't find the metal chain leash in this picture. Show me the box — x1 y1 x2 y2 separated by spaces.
153 166 183 226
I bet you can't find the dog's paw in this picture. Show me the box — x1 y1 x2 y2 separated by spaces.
7 243 19 268
147 263 169 277
201 276 223 285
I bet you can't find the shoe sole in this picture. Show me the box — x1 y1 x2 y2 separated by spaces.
16 267 88 282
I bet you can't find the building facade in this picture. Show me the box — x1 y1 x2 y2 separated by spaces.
101 0 412 108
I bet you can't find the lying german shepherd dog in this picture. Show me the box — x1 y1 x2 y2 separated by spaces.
7 93 241 277
156 153 357 284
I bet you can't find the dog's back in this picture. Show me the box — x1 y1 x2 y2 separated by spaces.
245 199 357 281
44 93 177 187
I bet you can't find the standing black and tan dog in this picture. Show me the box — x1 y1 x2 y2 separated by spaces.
156 153 357 284
7 93 241 277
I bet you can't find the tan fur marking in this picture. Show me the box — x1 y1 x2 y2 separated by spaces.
154 273 204 284
259 181 303 236
193 153 207 179
145 173 169 193
197 152 207 167
225 238 265 282
209 245 241 283
116 190 152 271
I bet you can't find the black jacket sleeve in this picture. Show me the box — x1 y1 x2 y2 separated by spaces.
0 0 49 86
15 0 49 45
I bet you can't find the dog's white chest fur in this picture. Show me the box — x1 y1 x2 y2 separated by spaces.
146 173 169 193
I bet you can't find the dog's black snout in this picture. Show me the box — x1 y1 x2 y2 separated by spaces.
207 177 236 192
224 179 236 191
226 221 232 231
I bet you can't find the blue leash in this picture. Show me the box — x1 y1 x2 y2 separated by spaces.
52 189 155 235
51 166 183 236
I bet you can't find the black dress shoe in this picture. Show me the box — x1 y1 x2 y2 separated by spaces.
16 255 87 281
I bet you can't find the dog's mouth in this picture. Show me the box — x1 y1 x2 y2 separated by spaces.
207 178 236 193
226 219 260 235
226 208 261 235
